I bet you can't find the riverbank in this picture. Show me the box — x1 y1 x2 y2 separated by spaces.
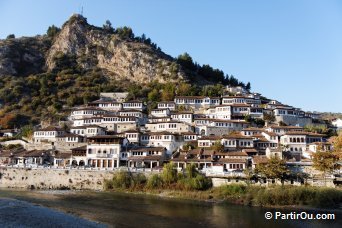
0 197 105 227
102 169 342 210
106 184 342 210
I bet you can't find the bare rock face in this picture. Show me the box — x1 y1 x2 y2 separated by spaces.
46 14 186 84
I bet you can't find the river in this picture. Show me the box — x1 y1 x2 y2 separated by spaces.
0 189 340 227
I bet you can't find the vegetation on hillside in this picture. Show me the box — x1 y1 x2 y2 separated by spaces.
0 17 251 129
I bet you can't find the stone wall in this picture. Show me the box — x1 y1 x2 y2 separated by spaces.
0 167 115 190
275 116 312 127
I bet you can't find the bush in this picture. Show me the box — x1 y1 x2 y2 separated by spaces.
146 174 163 189
249 186 342 208
176 174 212 191
190 175 212 190
161 162 177 185
131 173 147 189
112 171 132 189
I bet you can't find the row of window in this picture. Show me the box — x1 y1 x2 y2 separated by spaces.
88 148 117 154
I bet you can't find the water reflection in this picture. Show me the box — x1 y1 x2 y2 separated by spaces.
0 189 340 228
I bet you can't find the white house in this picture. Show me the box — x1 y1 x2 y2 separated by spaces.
33 126 65 144
122 101 145 111
151 109 171 118
126 147 166 168
170 111 193 124
87 99 122 111
280 131 324 154
332 118 342 130
157 101 176 111
174 96 220 110
69 107 106 121
86 135 128 168
145 121 193 133
140 131 184 155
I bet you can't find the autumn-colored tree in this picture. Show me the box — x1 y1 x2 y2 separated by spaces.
177 83 192 96
0 113 17 129
263 113 276 123
312 151 339 185
255 156 289 183
161 83 175 101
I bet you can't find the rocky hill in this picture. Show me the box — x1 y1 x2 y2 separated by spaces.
0 14 248 128
1 14 186 84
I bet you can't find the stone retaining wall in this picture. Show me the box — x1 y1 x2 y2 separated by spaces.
0 167 115 190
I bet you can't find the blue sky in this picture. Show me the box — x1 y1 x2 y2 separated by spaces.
0 0 341 112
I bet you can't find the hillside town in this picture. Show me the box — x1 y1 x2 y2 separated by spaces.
0 85 340 186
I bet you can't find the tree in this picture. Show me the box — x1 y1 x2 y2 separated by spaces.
185 163 198 178
177 83 192 96
161 83 175 101
20 125 34 140
103 20 114 33
332 133 342 160
255 156 289 184
243 168 254 186
161 162 177 185
147 88 160 102
246 82 251 91
6 34 15 39
263 113 276 123
47 25 60 38
211 140 224 152
116 26 134 39
312 151 339 185
177 52 196 71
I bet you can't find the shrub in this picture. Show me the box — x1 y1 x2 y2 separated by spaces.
112 171 132 189
104 179 114 190
161 162 177 185
131 173 147 189
185 163 198 178
146 174 163 189
191 175 212 190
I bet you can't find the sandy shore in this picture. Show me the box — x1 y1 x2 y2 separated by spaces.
0 197 106 228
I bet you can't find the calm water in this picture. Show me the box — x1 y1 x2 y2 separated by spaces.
0 189 340 228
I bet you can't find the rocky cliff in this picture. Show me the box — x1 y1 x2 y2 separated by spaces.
0 14 186 84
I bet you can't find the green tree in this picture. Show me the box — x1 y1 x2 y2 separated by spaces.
47 25 61 38
20 125 34 139
185 163 198 178
6 34 15 39
147 88 160 102
116 26 134 39
161 162 177 185
246 82 251 91
103 20 114 33
177 52 196 71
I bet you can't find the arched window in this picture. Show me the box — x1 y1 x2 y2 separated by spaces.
201 129 205 136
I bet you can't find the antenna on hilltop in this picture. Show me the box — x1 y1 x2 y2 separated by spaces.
81 6 83 16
